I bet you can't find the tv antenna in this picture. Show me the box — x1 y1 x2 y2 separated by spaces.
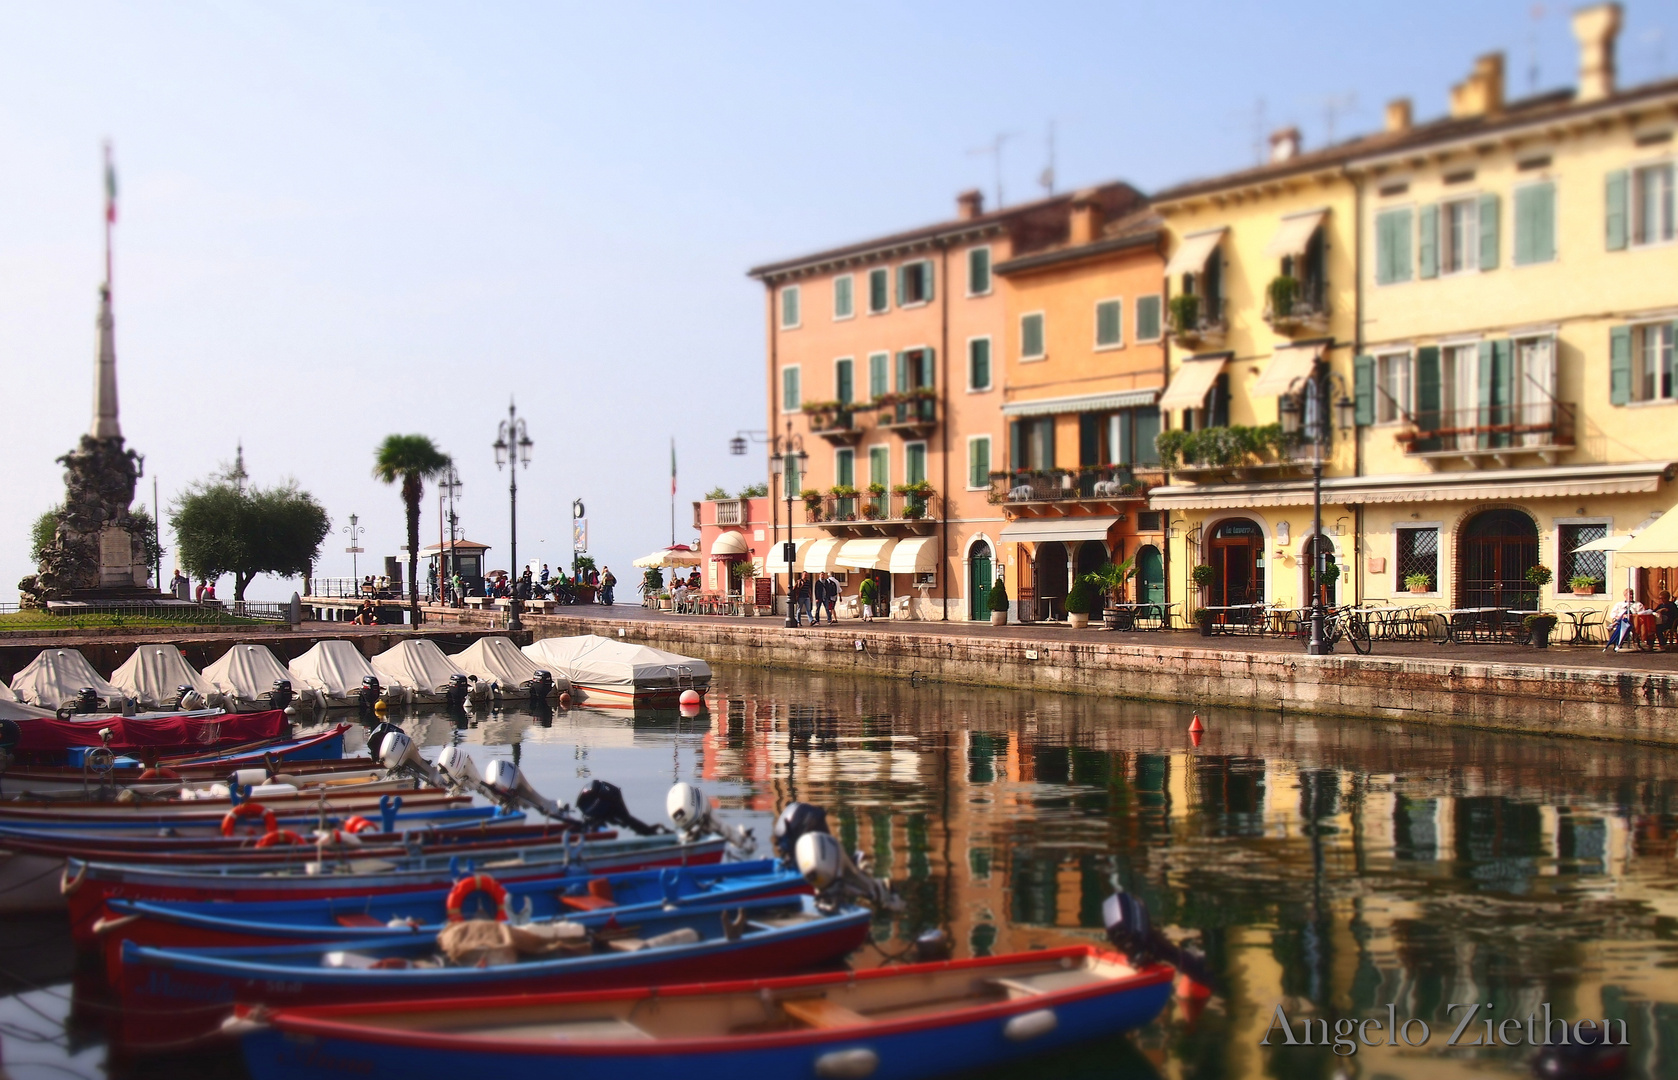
1039 120 1056 197
1528 4 1546 92
967 131 1016 209
1303 92 1356 147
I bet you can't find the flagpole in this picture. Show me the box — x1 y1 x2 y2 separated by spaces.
670 437 676 547
103 141 114 288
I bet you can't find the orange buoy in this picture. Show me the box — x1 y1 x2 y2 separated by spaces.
1188 714 1204 733
1190 729 1204 748
679 689 701 706
558 692 572 708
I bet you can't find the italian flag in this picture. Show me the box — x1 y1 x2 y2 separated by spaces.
105 146 117 223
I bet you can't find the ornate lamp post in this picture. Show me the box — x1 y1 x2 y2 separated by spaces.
343 513 364 588
1280 355 1356 655
436 462 462 604
493 402 533 631
731 424 803 628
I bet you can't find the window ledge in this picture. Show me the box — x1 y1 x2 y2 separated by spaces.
1093 342 1125 353
967 385 994 394
899 300 931 310
966 290 994 299
832 313 855 322
1624 398 1676 408
1020 354 1047 363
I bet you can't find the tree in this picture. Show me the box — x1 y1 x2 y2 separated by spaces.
373 434 450 623
171 480 330 601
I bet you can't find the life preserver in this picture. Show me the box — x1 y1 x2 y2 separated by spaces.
222 802 277 838
255 829 306 848
445 873 508 922
138 767 182 781
314 828 363 848
342 815 376 834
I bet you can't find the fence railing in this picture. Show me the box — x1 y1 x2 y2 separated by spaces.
806 491 940 524
310 577 403 600
715 500 743 526
0 601 285 632
1398 402 1576 454
989 467 1166 505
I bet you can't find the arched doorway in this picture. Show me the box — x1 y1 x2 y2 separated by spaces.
1136 545 1165 606
1459 509 1538 609
1302 534 1338 607
1035 541 1068 620
1076 540 1108 618
967 540 993 621
1208 518 1264 607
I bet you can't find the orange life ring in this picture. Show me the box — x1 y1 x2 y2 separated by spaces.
314 828 363 848
255 829 306 848
138 766 182 781
342 815 376 834
222 801 277 838
445 873 508 922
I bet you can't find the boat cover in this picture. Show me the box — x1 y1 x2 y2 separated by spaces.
110 647 218 709
522 635 711 693
288 640 380 702
371 640 472 696
0 697 55 721
12 709 288 755
201 645 297 706
9 650 123 708
453 637 568 692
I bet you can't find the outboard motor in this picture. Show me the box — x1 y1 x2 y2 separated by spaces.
483 759 568 820
358 675 382 710
794 830 902 913
376 729 443 787
445 674 471 710
666 782 755 854
576 779 666 836
530 670 555 705
772 802 830 864
365 720 405 763
435 744 484 792
0 716 19 777
1102 888 1220 993
175 684 206 711
75 687 100 714
269 679 295 713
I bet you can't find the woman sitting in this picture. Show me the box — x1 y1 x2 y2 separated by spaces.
1604 588 1643 652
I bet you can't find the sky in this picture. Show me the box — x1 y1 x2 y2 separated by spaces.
3 0 1676 603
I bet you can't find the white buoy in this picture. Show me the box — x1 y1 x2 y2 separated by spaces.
679 689 701 706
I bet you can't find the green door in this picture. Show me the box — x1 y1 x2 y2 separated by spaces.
1137 545 1164 605
968 543 993 621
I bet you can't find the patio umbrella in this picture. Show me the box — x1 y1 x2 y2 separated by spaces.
1571 535 1628 553
632 545 703 569
1613 511 1678 567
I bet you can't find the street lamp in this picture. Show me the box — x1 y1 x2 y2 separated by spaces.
750 425 806 628
1281 352 1355 655
343 514 365 588
436 462 462 604
494 402 533 631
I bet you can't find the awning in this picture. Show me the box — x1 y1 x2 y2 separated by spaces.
1572 535 1628 553
1163 227 1226 278
1001 388 1160 418
1250 344 1322 398
803 537 845 574
632 544 703 569
1615 510 1678 567
1158 356 1228 412
834 537 899 571
708 531 749 558
1262 209 1327 258
1148 462 1674 511
764 537 813 574
999 517 1120 544
888 537 939 575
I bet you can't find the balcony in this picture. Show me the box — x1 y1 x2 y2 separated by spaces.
989 467 1166 518
874 392 939 438
1156 424 1312 483
804 403 863 446
1262 275 1330 336
1168 295 1227 350
715 499 743 526
1396 402 1576 468
804 488 939 536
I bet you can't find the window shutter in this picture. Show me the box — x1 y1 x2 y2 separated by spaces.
1476 341 1495 440
1115 411 1131 466
969 248 990 294
1418 205 1439 279
836 449 854 488
895 266 906 307
969 338 990 389
1375 214 1392 284
1516 184 1556 264
1353 354 1376 426
1043 418 1057 469
969 439 989 489
1096 300 1121 346
1610 325 1633 405
1134 409 1161 466
836 360 853 405
895 351 908 393
1534 184 1556 262
1079 414 1100 466
1415 345 1441 421
1010 420 1025 470
1605 170 1629 251
921 260 934 302
870 354 887 399
1478 193 1500 270
918 347 935 389
1137 296 1161 341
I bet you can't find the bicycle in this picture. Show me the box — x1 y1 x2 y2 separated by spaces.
1312 605 1373 654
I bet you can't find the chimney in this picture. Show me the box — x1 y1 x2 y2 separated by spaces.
1385 98 1413 134
1068 190 1103 245
1269 127 1301 163
956 189 984 221
1450 52 1506 119
1572 3 1623 104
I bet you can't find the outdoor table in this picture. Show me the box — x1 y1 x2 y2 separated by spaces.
1430 607 1505 644
1108 601 1177 630
1200 603 1270 635
1557 607 1604 645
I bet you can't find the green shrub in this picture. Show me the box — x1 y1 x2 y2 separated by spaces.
1063 578 1093 615
1268 275 1298 317
1191 564 1215 587
1169 294 1201 335
988 576 1009 611
1525 564 1553 587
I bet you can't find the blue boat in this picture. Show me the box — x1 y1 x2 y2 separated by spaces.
235 945 1174 1080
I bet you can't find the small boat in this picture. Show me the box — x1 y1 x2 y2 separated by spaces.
8 648 123 709
233 946 1173 1080
370 640 488 706
0 724 352 795
522 635 710 709
119 895 870 1049
6 708 289 766
288 640 405 708
451 636 568 699
109 645 221 710
201 645 320 713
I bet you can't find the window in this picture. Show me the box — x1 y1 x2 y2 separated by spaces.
1633 163 1676 246
1559 522 1608 593
1010 417 1055 470
967 436 991 489
834 448 854 488
868 268 890 314
1095 299 1123 349
868 445 889 487
868 352 889 400
781 366 800 411
1135 295 1163 342
835 358 854 406
898 260 934 306
968 337 992 391
1375 352 1412 424
1395 526 1440 592
905 442 927 485
1020 312 1045 360
780 286 800 329
968 246 991 295
1081 408 1160 466
1376 207 1414 284
1514 182 1556 265
1440 198 1478 274
833 275 854 320
783 453 802 495
1632 323 1676 402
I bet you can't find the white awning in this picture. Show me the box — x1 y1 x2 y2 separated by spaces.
1158 356 1228 412
999 517 1120 544
764 537 813 574
1001 388 1160 418
834 537 899 571
1572 535 1628 553
888 537 939 575
803 537 845 574
1163 227 1226 278
1250 345 1322 398
709 531 749 558
1616 509 1678 567
1147 462 1674 510
1263 209 1327 258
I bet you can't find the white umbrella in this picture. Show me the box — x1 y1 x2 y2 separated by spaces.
632 545 703 569
1571 535 1627 553
1614 510 1678 568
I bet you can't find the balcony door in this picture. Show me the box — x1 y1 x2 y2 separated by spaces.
1208 518 1264 607
1457 509 1538 609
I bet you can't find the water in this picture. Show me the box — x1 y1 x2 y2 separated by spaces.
5 662 1678 1079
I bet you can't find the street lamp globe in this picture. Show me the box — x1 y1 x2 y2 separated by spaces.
729 435 747 456
1334 394 1356 434
1279 394 1303 438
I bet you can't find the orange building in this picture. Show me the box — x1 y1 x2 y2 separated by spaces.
746 185 1144 621
991 195 1170 623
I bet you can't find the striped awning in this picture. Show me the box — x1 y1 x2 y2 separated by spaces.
1001 389 1160 418
1158 356 1228 412
764 537 813 574
888 537 939 575
803 537 845 575
1263 209 1327 258
999 517 1120 543
1163 227 1226 278
1250 344 1322 398
708 531 749 559
834 538 899 571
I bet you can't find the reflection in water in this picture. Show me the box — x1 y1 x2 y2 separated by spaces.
4 663 1678 1079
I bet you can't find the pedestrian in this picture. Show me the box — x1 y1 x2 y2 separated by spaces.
807 573 823 625
170 568 189 600
601 567 616 606
194 579 204 602
540 563 550 586
858 574 876 622
1655 590 1678 650
1605 587 1643 651
823 573 839 623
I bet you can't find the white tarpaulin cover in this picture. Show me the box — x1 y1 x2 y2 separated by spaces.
0 681 15 702
454 636 568 692
523 635 711 695
289 640 381 703
0 697 54 720
9 650 122 708
110 646 217 709
372 639 472 696
202 645 297 707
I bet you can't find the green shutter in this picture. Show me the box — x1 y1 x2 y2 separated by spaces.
1478 193 1500 270
918 347 935 389
1353 354 1376 426
1376 208 1414 284
969 248 990 294
870 446 889 486
869 353 887 399
836 449 854 488
783 367 799 411
1096 300 1121 346
1415 346 1441 450
969 438 989 489
836 359 853 405
870 268 888 312
895 266 906 307
1418 205 1439 279
1079 413 1100 466
1491 339 1513 447
1606 170 1629 251
1610 325 1633 405
1134 408 1161 466
1043 417 1057 468
895 351 908 393
1022 314 1043 357
1516 183 1556 264
1136 296 1161 341
969 338 990 389
1009 420 1025 469
922 260 934 303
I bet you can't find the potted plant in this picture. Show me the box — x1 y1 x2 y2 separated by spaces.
801 488 824 521
1086 558 1137 629
1569 574 1601 596
1314 560 1341 584
1267 274 1298 319
1524 612 1558 649
1404 572 1432 594
1169 294 1201 338
1191 564 1216 636
1526 565 1553 590
1063 578 1093 629
988 575 1009 626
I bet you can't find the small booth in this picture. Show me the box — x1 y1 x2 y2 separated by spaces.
423 538 490 599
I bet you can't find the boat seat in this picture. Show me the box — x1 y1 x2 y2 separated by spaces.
781 997 870 1030
334 913 386 929
561 895 615 912
983 977 1048 1000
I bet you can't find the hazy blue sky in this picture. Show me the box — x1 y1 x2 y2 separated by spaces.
4 1 1675 601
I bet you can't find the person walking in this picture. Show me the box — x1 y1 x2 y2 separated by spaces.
601 567 616 606
858 574 876 622
808 573 824 625
823 573 839 623
795 573 813 626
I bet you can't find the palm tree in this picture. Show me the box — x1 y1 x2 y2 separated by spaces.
372 435 450 623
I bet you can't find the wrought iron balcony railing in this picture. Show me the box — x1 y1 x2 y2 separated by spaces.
1397 402 1576 456
988 467 1167 506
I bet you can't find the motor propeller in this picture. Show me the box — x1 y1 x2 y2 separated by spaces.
483 759 569 821
1102 887 1220 995
666 782 755 854
775 801 901 913
576 779 666 836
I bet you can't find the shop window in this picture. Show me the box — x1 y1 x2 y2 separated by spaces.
1395 526 1439 592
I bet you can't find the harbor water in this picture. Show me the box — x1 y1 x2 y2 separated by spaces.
4 661 1678 1079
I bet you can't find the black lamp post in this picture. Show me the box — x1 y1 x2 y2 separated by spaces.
1280 356 1355 655
493 402 533 631
764 427 808 628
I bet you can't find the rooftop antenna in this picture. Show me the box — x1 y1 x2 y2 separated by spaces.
1038 120 1056 197
230 441 248 495
1224 98 1267 166
967 131 1015 209
1304 92 1357 147
1645 28 1668 79
1528 4 1546 92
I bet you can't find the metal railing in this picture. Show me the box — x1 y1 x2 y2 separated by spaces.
876 395 938 431
0 601 283 631
310 577 404 599
806 408 859 436
989 467 1166 505
807 491 940 524
715 500 743 526
1399 402 1576 454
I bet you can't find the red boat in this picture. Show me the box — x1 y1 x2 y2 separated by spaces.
11 709 291 765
